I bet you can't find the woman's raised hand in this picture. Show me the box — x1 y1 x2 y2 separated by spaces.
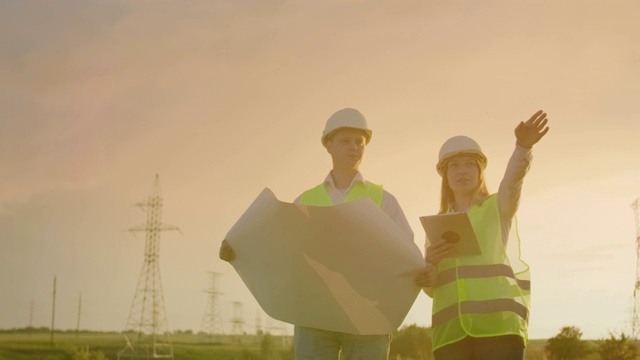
515 110 550 148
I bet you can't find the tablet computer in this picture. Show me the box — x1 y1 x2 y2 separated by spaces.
419 212 482 257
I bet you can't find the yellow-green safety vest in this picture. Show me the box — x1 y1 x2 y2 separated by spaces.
431 194 531 350
299 181 383 207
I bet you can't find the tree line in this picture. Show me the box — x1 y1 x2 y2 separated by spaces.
389 324 638 360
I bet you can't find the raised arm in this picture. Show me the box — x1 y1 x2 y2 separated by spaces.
498 110 550 222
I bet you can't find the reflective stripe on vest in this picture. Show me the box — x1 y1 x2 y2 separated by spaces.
435 264 531 291
299 181 383 207
431 194 531 350
433 299 529 328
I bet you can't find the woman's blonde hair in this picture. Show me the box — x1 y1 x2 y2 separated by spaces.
438 157 490 214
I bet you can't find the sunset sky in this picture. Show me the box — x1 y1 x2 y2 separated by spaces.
1 0 639 340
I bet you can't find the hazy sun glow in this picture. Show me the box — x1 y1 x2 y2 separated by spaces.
1 0 639 340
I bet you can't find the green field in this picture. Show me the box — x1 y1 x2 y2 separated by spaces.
0 330 563 360
0 331 293 360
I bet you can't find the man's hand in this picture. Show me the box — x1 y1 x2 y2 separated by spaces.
515 110 550 148
415 263 437 288
219 239 236 262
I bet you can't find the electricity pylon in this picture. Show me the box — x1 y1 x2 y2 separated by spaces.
201 272 224 336
255 310 262 335
118 175 180 359
265 316 290 346
230 301 245 335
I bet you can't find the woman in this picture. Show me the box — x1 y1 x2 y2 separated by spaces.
415 110 549 360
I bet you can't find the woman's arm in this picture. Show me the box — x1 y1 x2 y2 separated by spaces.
497 110 550 234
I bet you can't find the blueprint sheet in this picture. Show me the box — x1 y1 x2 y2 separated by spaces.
225 188 425 335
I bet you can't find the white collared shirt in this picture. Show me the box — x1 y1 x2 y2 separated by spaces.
294 171 414 241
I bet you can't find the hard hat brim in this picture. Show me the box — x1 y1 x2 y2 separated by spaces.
321 127 372 146
436 151 488 176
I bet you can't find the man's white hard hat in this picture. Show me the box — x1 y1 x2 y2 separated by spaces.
321 108 372 146
436 135 488 176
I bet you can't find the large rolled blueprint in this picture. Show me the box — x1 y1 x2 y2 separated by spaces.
225 188 425 335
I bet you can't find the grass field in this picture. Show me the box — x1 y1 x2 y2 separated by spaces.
0 331 293 360
0 330 568 360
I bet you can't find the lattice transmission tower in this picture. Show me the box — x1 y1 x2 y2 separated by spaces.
118 175 180 359
201 272 224 336
230 301 245 335
255 310 262 335
264 315 291 346
632 198 640 339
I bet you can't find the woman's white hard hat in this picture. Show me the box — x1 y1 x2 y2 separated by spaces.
436 135 488 175
321 108 372 146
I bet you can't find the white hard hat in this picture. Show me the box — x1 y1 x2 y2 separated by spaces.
436 135 488 175
321 108 372 146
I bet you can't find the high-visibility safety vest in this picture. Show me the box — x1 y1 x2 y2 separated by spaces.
299 181 383 207
431 194 531 351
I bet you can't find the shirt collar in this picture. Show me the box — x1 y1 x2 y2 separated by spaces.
323 171 365 191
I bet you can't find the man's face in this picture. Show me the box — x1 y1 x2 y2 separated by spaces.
325 128 366 169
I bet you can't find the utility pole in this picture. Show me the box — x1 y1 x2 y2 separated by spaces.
76 293 82 338
50 276 56 345
29 299 34 335
632 198 640 339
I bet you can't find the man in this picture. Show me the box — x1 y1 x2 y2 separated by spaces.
220 107 413 360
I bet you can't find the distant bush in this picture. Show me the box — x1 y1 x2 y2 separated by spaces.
390 324 433 360
545 326 592 360
596 332 638 360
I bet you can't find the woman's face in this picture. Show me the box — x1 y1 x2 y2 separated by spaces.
446 155 480 196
